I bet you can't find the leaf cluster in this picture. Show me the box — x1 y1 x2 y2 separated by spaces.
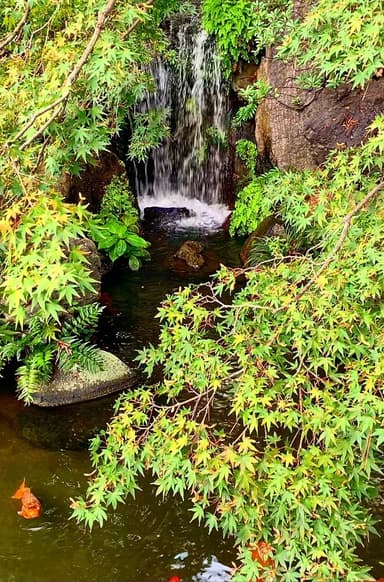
128 108 170 163
0 1 184 399
202 0 293 77
278 0 384 89
232 80 271 128
88 176 150 269
231 114 384 239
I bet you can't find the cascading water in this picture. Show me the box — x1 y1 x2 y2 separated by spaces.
133 15 231 232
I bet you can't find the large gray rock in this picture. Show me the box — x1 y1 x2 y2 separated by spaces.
31 350 137 407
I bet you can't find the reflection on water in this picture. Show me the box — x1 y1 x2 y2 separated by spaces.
0 385 235 582
98 231 243 363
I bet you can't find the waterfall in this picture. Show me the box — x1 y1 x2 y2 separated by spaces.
132 16 231 231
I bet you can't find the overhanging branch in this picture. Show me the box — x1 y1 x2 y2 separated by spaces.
0 3 30 54
294 180 384 302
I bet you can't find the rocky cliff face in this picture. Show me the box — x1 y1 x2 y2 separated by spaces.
254 49 384 170
58 150 125 211
231 0 384 172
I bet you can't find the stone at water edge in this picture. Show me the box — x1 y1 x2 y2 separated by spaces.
240 215 286 265
30 350 137 407
174 240 205 270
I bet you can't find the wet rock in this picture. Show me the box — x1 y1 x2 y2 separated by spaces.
60 150 126 212
31 350 137 407
16 396 117 449
174 240 205 270
232 61 259 93
240 216 286 264
143 206 191 228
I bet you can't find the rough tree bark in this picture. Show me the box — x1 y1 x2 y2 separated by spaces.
253 1 384 170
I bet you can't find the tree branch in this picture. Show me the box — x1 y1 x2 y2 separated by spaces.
64 0 117 89
294 180 384 302
6 0 156 152
11 95 68 146
121 0 154 40
8 0 118 150
0 4 30 53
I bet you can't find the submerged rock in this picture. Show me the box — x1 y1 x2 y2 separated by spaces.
31 350 137 407
174 240 205 270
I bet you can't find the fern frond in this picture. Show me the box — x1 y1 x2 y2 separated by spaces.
27 316 59 344
16 346 55 403
62 303 103 341
57 337 104 373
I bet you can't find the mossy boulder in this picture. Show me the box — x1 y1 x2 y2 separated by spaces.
31 350 137 407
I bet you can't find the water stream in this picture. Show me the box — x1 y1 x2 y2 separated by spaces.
132 14 231 232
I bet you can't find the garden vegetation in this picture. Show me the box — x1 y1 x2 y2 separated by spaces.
1 1 384 580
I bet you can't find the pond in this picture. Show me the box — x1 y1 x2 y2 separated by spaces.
1 228 384 582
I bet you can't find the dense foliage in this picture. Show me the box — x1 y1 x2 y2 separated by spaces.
279 0 384 89
202 0 293 76
72 116 384 581
0 0 185 398
71 1 384 581
1 0 384 579
0 194 103 401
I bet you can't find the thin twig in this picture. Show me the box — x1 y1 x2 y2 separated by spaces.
10 159 28 197
8 0 118 150
65 0 117 88
20 97 69 150
0 3 30 53
10 95 68 145
121 1 154 40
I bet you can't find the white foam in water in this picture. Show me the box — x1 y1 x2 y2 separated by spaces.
139 192 230 232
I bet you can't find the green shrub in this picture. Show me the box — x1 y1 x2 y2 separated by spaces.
202 0 293 76
88 176 150 269
0 195 103 401
233 81 271 127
